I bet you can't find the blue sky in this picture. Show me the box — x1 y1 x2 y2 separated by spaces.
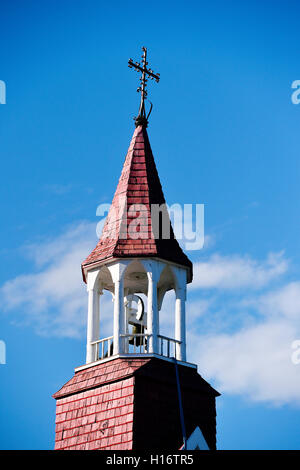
1 0 300 449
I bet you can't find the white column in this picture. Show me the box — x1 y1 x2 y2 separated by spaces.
86 286 100 363
108 262 128 356
147 272 158 354
175 287 186 362
124 288 130 353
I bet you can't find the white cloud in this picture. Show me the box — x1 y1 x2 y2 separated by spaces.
191 251 288 290
44 183 73 195
186 272 300 406
178 250 300 406
202 233 216 250
257 281 300 320
190 316 300 406
0 221 104 338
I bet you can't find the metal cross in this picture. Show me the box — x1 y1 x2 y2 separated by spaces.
128 47 160 126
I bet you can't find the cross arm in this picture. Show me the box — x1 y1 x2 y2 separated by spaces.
128 59 160 82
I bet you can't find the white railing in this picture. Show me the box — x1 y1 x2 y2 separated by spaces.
157 334 182 360
90 334 182 361
91 336 113 361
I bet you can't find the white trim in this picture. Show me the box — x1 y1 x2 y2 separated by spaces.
83 256 191 283
74 353 197 373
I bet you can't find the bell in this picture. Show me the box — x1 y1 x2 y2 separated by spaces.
129 324 144 346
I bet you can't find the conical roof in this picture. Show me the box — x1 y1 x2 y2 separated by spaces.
82 124 193 282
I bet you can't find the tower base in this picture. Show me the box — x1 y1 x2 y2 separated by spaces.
53 357 219 450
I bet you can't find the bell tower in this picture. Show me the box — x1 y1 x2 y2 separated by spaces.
53 47 219 451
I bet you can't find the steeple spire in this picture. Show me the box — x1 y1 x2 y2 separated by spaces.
81 124 193 283
128 47 160 127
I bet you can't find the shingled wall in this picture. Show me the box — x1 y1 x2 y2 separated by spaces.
53 357 219 450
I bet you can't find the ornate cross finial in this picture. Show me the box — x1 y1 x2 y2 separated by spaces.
128 47 160 127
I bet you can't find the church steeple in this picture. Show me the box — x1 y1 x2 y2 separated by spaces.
53 48 219 451
81 47 193 366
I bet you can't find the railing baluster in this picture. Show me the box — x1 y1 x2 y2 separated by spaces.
91 334 182 360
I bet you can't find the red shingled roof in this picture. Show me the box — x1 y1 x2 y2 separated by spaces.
81 124 192 282
53 358 150 399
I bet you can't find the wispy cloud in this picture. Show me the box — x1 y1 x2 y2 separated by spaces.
1 222 98 337
44 183 73 195
191 251 288 290
185 252 300 406
257 281 300 320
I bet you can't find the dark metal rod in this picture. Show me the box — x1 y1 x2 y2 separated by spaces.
173 358 187 450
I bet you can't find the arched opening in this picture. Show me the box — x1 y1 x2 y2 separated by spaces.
98 265 114 340
157 265 177 357
123 259 148 295
157 264 176 333
123 260 148 353
85 265 115 362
